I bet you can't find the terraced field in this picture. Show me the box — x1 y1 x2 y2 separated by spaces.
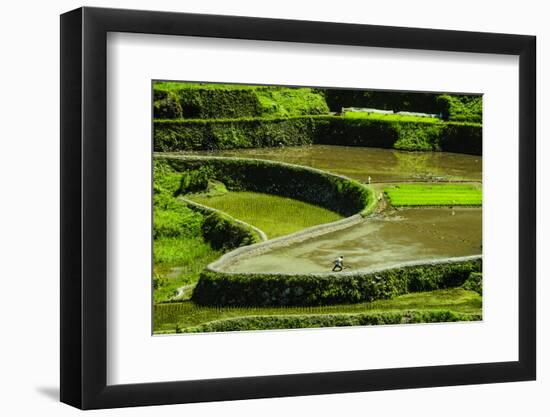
190 191 343 239
152 81 483 333
384 184 482 206
154 288 481 333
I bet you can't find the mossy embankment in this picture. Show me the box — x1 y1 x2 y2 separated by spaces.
152 82 483 330
154 115 481 155
153 82 482 155
193 257 481 307
153 156 373 301
154 82 329 119
153 161 262 302
154 287 481 333
159 155 374 217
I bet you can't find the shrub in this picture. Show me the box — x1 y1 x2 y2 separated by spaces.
325 89 482 123
393 123 443 151
153 90 183 119
153 273 168 290
153 83 329 119
154 116 321 151
463 272 483 295
192 258 482 307
314 116 399 148
153 159 185 196
154 115 482 155
153 161 204 239
153 206 202 239
154 86 261 119
326 90 448 114
182 310 481 332
256 88 329 116
201 212 260 251
436 94 482 123
179 166 214 194
161 156 373 217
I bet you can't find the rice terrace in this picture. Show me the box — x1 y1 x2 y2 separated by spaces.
152 82 483 334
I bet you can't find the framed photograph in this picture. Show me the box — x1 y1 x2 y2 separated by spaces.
60 6 536 409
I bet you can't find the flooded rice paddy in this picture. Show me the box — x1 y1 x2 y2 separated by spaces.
222 207 482 274
188 145 482 183
171 145 482 274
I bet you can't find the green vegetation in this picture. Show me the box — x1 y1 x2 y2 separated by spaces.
325 90 445 114
192 191 343 239
384 184 482 206
341 112 445 151
153 156 372 303
153 81 482 155
463 272 483 295
325 89 482 123
153 161 217 302
256 87 329 117
154 288 481 333
154 83 482 123
437 94 483 123
161 156 373 217
192 258 481 307
154 116 321 151
152 82 483 331
153 82 329 119
153 161 261 302
200 211 261 251
343 111 440 123
153 237 221 303
154 115 482 155
155 82 263 91
182 310 480 333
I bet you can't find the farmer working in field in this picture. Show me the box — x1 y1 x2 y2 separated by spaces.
332 255 344 272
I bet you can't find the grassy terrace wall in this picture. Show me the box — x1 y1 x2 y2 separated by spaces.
324 90 482 122
159 156 372 217
154 83 329 119
192 258 482 307
154 116 482 155
153 161 261 256
182 310 482 332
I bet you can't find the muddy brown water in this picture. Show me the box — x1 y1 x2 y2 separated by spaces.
187 145 482 183
164 145 482 274
223 207 482 274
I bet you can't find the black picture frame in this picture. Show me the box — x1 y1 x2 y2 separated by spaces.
60 6 536 410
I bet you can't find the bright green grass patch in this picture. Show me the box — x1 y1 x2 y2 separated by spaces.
384 183 482 206
190 191 343 239
153 236 222 303
154 288 481 333
154 81 265 91
256 88 329 116
343 111 441 124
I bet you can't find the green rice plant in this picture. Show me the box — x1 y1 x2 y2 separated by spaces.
181 310 481 332
153 236 222 303
153 288 482 333
164 156 373 217
191 191 343 239
343 112 441 124
384 184 482 206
